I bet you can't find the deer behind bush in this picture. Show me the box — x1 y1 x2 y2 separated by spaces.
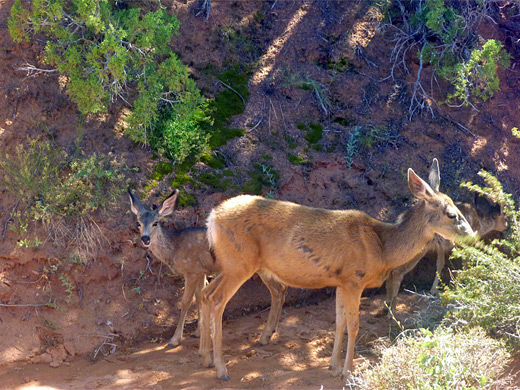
385 193 507 315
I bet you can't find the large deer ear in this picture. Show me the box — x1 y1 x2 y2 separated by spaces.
428 158 440 192
408 168 437 203
128 189 145 216
475 193 500 215
158 189 179 218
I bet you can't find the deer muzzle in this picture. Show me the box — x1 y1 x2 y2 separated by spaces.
141 235 151 246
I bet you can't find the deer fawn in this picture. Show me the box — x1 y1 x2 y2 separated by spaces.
128 189 287 348
199 159 476 381
385 192 507 315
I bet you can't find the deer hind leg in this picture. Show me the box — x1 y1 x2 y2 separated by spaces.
169 273 202 347
257 269 288 346
338 286 363 381
430 249 446 295
202 271 254 380
329 288 346 376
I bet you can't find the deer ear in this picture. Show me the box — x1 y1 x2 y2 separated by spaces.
428 158 440 192
408 168 437 202
128 189 145 216
158 189 179 218
475 193 500 215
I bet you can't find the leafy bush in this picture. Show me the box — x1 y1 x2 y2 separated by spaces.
385 0 510 113
443 169 520 348
8 0 207 163
149 103 211 165
357 327 512 389
0 137 127 259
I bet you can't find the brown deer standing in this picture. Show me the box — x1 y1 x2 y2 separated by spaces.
385 193 507 315
128 189 287 348
199 159 476 382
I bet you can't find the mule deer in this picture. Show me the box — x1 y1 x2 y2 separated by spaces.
200 159 476 381
128 189 287 347
385 193 507 315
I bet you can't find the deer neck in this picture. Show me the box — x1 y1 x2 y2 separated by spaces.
149 224 176 264
380 202 436 270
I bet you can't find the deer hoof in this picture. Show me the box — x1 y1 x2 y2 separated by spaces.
219 375 230 381
329 366 342 377
167 342 180 349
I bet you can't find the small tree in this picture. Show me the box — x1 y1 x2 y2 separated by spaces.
8 0 209 164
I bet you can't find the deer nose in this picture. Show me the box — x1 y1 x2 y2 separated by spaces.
141 236 151 246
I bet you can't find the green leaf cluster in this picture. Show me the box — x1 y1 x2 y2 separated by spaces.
391 0 510 106
0 137 127 224
443 170 520 349
359 327 510 389
444 39 510 106
8 0 209 164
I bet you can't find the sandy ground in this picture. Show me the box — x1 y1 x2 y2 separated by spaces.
0 293 426 390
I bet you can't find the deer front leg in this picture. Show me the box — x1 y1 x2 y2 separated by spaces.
329 288 346 377
209 272 254 380
430 249 446 295
193 275 207 338
257 270 287 346
385 253 423 318
169 273 201 347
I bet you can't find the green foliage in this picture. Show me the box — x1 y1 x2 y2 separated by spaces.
201 153 226 169
388 0 510 108
148 103 211 165
151 161 174 181
207 65 251 149
0 137 127 251
443 171 520 348
345 126 362 169
288 153 307 165
358 327 511 389
444 39 510 106
8 0 208 162
303 122 323 144
59 273 75 303
241 163 279 195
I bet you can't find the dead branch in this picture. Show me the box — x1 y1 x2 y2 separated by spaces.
2 200 20 240
196 0 211 21
218 80 245 105
17 62 57 77
409 41 435 119
0 302 49 307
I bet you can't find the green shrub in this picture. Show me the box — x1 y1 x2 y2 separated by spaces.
442 170 520 349
345 125 362 169
8 0 207 161
0 138 127 259
444 39 510 106
304 122 323 144
149 103 210 165
357 327 511 389
386 0 510 110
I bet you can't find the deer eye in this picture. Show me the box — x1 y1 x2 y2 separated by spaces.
152 222 158 227
136 222 141 227
447 212 456 219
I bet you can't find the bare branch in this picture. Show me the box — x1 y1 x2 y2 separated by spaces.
218 80 246 105
17 63 57 77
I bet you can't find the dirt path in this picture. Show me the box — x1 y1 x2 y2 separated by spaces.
0 293 425 390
